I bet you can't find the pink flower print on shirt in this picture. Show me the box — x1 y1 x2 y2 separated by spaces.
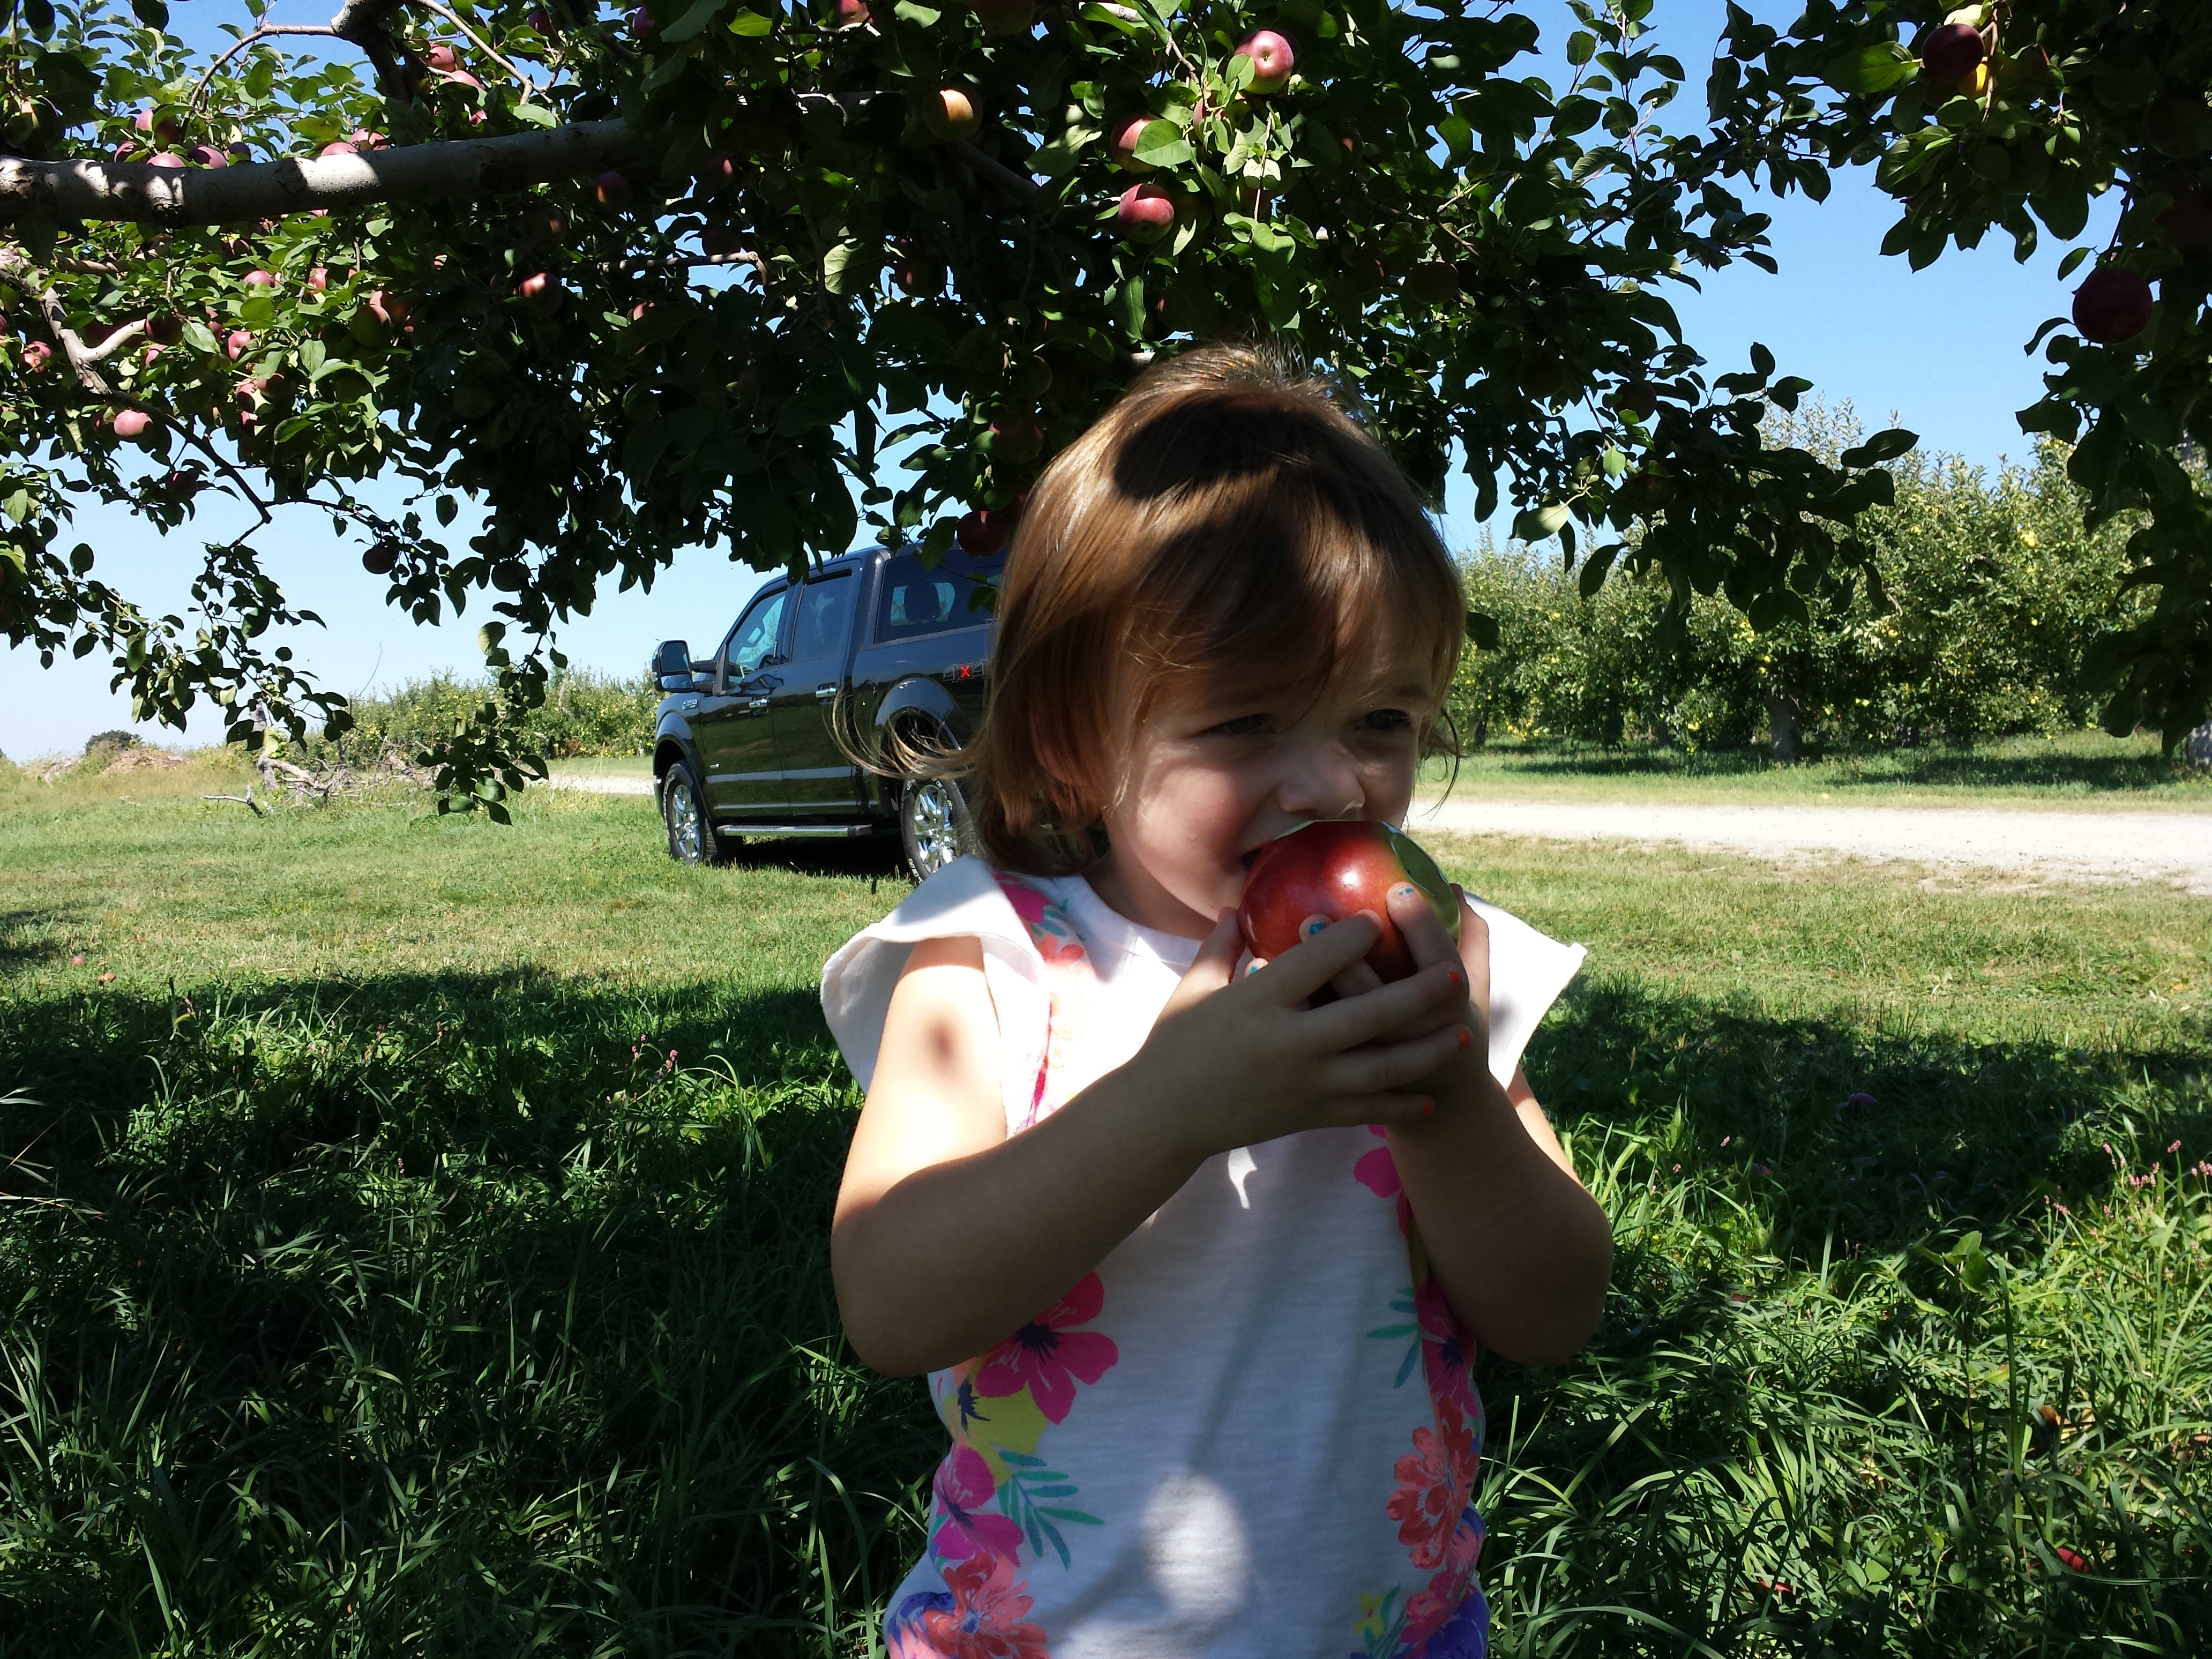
929 1551 1052 1659
1355 1125 1416 1235
977 1272 1119 1425
1415 1279 1480 1422
1400 1509 1486 1650
1388 1400 1480 1570
993 873 1088 966
932 1446 1026 1564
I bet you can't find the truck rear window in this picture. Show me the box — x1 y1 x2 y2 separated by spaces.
874 551 1000 642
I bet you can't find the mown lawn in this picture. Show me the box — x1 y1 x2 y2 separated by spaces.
2 761 2209 1656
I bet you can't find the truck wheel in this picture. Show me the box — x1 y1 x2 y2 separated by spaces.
900 774 975 880
661 760 729 866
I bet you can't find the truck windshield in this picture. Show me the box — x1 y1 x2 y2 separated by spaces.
874 551 1001 642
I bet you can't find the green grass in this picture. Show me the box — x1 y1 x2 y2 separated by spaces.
1423 730 2212 811
2 773 2209 1655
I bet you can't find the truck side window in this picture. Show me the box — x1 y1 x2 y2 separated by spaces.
789 572 856 661
722 586 789 682
874 551 1001 642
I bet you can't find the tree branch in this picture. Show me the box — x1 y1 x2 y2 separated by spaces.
0 246 109 392
412 0 546 101
0 121 651 226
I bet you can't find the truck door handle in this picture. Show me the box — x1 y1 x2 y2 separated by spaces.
743 696 769 712
815 684 838 701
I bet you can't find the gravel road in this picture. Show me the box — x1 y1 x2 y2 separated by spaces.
1407 798 2212 892
549 774 2209 891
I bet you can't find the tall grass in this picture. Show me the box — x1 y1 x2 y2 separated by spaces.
2 789 2208 1654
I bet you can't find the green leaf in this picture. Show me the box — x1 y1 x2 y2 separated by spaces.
729 4 778 33
297 338 326 381
1131 119 1193 168
1821 42 1913 96
1840 427 1917 468
1565 29 1596 66
1466 610 1501 651
510 101 557 128
1512 503 1573 542
890 0 938 23
823 237 879 295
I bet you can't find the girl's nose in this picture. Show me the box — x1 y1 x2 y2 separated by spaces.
1276 745 1365 820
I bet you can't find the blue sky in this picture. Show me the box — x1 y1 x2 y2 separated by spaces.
3 1 2116 758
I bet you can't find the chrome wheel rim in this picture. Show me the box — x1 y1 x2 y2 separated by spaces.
906 780 965 876
667 777 704 863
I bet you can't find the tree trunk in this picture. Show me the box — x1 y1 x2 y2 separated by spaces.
1766 686 1801 763
2186 721 2212 769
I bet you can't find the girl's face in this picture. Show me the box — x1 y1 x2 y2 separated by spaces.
1089 631 1438 939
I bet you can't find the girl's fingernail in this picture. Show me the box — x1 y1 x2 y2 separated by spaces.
1392 883 1418 902
1420 1099 1435 1117
1446 967 1463 988
1301 914 1329 940
1456 1027 1473 1051
1243 960 1261 976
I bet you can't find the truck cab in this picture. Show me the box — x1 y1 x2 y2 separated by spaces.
648 544 1002 876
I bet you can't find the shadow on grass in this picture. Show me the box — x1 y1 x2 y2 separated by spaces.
1 967 2207 1655
0 906 80 975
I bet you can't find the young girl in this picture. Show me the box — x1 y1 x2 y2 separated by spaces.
823 346 1613 1658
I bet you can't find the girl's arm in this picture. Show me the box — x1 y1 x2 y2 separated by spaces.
832 915 1474 1376
1332 886 1613 1367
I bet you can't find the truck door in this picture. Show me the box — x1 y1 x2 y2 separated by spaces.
767 566 863 815
693 584 789 817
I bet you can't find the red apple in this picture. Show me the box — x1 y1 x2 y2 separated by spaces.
147 312 183 344
1405 260 1460 305
227 141 253 162
529 8 555 32
186 144 227 168
362 541 400 574
368 289 412 328
1611 379 1662 422
226 328 254 360
243 269 280 288
1918 23 1985 85
319 140 358 158
833 0 870 26
1108 112 1155 174
427 43 460 73
1238 820 1461 983
699 151 738 190
629 6 654 34
701 223 747 258
308 266 330 292
146 152 186 169
922 85 981 143
955 506 1013 555
2073 266 2154 343
594 169 631 208
989 416 1041 462
631 300 655 321
2157 186 2212 257
22 340 50 372
1235 28 1296 94
1116 181 1177 243
974 0 1033 34
111 408 152 438
351 129 385 148
1010 357 1051 398
518 271 564 310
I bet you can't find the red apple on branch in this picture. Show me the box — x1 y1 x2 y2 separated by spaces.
243 269 280 288
2073 265 2154 343
1238 820 1461 983
1918 23 1985 85
226 328 254 360
1108 112 1155 174
362 541 399 574
147 312 183 344
22 340 50 372
922 86 982 143
518 271 564 311
989 416 1041 462
955 506 1013 555
833 0 870 27
1235 29 1296 94
111 408 152 438
594 170 632 209
1116 182 1177 243
427 43 460 73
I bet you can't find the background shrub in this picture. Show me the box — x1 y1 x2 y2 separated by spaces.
1454 411 2148 756
320 669 660 763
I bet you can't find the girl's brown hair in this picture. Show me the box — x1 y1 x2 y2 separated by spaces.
968 342 1465 874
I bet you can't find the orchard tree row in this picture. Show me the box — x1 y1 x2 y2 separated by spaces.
0 0 2204 805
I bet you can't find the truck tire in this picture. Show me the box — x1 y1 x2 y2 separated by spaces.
661 760 730 866
899 773 976 880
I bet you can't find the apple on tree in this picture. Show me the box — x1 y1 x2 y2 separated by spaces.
1234 29 1296 95
1116 181 1177 243
921 86 981 144
955 505 1014 554
1108 112 1154 174
2074 265 2155 343
1239 820 1461 984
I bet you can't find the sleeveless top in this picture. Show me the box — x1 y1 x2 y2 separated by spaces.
821 857 1585 1659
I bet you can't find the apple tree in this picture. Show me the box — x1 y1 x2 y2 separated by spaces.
0 0 2203 806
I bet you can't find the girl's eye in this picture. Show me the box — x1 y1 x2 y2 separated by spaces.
1206 713 1272 738
1358 708 1415 734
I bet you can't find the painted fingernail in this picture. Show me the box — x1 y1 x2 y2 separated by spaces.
1243 960 1261 976
1392 882 1418 902
1420 1099 1435 1117
1456 1027 1473 1051
1301 914 1329 940
1446 967 1463 988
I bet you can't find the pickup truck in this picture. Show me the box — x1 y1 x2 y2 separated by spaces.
648 543 1002 877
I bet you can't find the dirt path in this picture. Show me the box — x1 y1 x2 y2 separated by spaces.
1406 798 2212 893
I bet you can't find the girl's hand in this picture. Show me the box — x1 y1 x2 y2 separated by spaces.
1131 907 1474 1164
1310 883 1493 1097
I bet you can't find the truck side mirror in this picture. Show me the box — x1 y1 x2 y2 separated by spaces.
653 639 694 691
